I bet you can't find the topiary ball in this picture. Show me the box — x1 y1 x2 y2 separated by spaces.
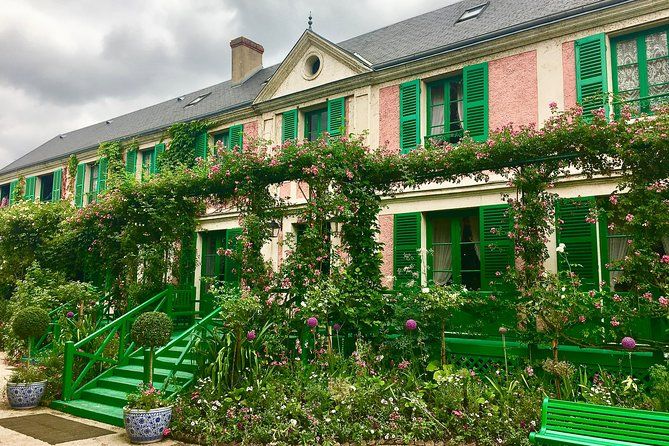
12 306 50 341
131 312 173 349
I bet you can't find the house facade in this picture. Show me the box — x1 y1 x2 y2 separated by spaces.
1 0 668 310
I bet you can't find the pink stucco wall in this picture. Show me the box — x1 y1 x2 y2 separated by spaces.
562 41 577 110
489 51 539 130
379 214 394 288
279 182 291 199
379 85 400 155
243 120 259 151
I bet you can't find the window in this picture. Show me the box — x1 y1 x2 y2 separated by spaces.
612 26 669 115
213 131 229 152
456 3 488 23
87 163 98 204
0 184 9 206
142 148 155 179
427 76 464 144
427 211 481 290
39 173 54 202
184 93 211 108
304 107 328 141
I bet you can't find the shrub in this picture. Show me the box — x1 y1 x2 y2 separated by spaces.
126 383 170 411
650 364 669 411
12 306 49 357
131 312 173 384
9 362 46 384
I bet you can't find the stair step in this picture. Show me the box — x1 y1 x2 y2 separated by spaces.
97 375 182 394
81 387 128 407
113 365 194 382
127 356 197 372
51 399 124 427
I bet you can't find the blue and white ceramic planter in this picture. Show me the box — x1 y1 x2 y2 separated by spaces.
124 406 172 444
6 381 47 409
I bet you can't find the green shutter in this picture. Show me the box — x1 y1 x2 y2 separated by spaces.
52 168 62 201
575 34 609 117
399 80 420 154
480 205 513 290
229 124 244 150
393 213 422 287
463 62 489 142
282 109 298 142
327 97 346 137
97 157 108 193
8 180 17 205
224 228 243 283
125 149 137 174
556 197 599 287
74 163 85 208
194 132 208 160
179 233 197 287
24 176 36 201
154 143 165 173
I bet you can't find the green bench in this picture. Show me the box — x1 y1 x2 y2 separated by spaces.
529 398 669 445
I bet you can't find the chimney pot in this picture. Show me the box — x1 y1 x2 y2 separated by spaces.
230 36 264 84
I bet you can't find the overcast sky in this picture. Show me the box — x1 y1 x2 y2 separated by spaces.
0 0 459 169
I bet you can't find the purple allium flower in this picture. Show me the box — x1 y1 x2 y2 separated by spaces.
66 311 75 318
333 323 341 332
621 336 636 350
307 317 318 328
246 330 256 341
405 319 417 331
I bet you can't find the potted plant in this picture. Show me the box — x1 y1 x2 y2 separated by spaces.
7 306 50 409
124 383 173 444
123 311 173 444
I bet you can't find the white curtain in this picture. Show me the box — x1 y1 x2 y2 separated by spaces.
455 82 464 131
468 216 481 259
433 219 452 285
608 237 630 288
431 86 445 134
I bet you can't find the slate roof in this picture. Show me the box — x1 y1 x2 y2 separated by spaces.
1 0 629 176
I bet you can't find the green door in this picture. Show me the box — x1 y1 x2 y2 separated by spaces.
200 230 226 315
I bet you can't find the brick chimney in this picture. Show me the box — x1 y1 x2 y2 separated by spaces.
230 36 264 84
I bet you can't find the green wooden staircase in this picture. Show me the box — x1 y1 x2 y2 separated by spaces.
52 335 195 427
51 287 220 427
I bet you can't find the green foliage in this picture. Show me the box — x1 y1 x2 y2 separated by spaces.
9 362 46 384
160 120 209 170
0 201 75 298
12 306 49 341
131 312 173 348
97 140 126 190
67 154 78 196
126 383 170 410
649 364 669 411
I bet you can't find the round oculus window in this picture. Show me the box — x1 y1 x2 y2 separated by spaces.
304 54 322 79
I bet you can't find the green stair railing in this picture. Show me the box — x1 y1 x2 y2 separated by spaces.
61 288 175 401
154 305 222 397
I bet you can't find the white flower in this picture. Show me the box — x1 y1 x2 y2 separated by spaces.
421 287 430 294
290 419 298 427
556 243 566 253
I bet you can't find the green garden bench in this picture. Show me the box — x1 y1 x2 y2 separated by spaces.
529 398 669 445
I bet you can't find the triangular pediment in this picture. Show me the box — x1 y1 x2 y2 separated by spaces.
255 30 372 103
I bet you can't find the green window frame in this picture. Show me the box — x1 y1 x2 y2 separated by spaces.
38 172 54 202
304 107 328 141
426 209 482 290
426 76 464 144
611 25 669 115
141 148 156 180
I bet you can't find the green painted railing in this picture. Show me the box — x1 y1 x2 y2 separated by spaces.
154 305 222 397
62 288 173 401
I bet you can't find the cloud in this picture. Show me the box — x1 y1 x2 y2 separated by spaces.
0 0 457 169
